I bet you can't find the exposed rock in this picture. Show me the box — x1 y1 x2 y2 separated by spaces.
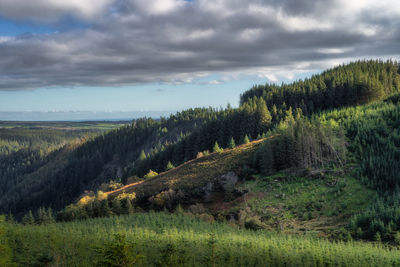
220 171 239 191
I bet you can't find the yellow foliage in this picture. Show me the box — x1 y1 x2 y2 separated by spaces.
116 192 136 201
144 170 158 179
78 195 95 205
96 191 108 201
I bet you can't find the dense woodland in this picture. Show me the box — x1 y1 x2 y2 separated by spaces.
240 60 400 114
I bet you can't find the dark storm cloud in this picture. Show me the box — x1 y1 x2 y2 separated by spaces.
0 0 399 90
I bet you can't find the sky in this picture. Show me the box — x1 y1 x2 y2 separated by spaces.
0 0 399 120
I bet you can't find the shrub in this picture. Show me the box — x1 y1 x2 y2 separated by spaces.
244 217 266 230
144 170 158 179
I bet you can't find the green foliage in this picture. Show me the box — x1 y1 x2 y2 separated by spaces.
93 233 143 267
212 142 223 153
240 173 374 232
166 161 175 171
158 242 187 267
111 198 122 215
227 137 236 149
0 109 219 214
349 195 400 242
6 213 400 266
0 216 16 267
120 199 134 215
138 150 147 161
316 98 400 241
22 210 35 225
253 119 346 174
322 100 400 192
144 170 158 179
394 232 400 245
37 207 55 225
242 135 250 144
240 60 400 113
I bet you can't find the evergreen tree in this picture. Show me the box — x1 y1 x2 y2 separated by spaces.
121 198 134 215
92 199 102 218
47 208 55 224
213 142 223 153
22 210 35 225
138 150 147 161
243 135 250 144
227 137 236 149
256 98 272 127
112 198 122 215
166 161 175 171
37 207 49 225
0 215 16 267
6 212 14 224
261 140 275 175
99 199 112 217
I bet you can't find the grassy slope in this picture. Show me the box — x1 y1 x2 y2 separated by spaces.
6 213 400 267
107 140 264 200
103 137 373 237
234 173 374 235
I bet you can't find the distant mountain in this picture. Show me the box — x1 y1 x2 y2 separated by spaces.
0 110 175 121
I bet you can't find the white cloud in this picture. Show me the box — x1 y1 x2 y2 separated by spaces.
132 0 185 15
0 0 113 21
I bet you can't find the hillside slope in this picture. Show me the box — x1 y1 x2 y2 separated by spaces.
65 135 373 238
62 93 400 238
108 140 263 203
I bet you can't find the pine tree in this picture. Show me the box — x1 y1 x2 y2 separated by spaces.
243 135 250 144
261 140 275 175
99 199 112 217
138 150 147 161
22 210 35 225
213 141 223 153
256 98 272 127
227 137 236 149
121 198 134 215
112 198 122 215
47 208 55 224
0 215 15 267
166 161 175 171
6 212 14 224
37 207 49 225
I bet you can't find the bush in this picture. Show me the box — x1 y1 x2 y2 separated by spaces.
244 217 266 230
144 170 158 179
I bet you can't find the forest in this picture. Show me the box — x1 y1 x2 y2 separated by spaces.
1 60 400 266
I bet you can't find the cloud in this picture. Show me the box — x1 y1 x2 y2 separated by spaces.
0 0 114 22
0 0 399 90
